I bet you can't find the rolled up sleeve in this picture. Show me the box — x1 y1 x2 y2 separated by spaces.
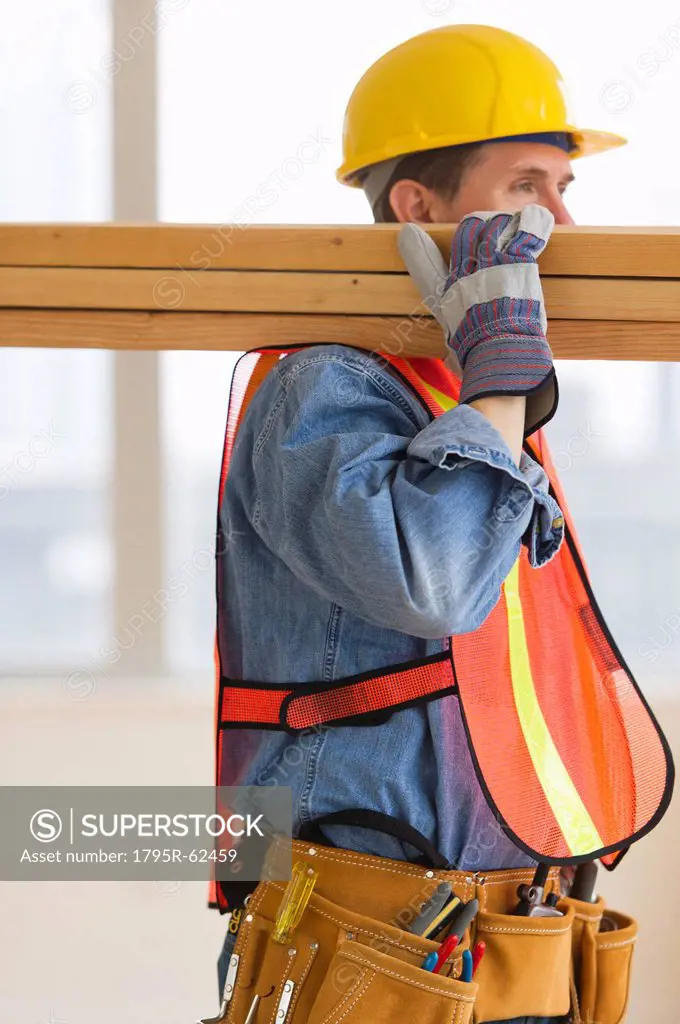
247 349 565 639
407 403 565 568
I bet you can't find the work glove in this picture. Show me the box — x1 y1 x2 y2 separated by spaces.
398 204 558 436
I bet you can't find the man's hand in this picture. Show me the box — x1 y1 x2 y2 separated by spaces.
398 204 558 436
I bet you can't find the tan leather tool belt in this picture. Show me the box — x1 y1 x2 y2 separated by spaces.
220 837 637 1024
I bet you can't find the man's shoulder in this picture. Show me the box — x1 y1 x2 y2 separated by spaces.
278 343 380 376
248 344 427 432
277 344 411 397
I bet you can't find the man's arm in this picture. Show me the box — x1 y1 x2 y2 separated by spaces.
470 395 526 465
245 350 563 640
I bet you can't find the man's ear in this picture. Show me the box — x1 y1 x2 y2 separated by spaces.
389 179 437 224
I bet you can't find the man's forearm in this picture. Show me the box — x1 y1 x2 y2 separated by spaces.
469 395 526 466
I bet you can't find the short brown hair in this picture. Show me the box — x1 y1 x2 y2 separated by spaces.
367 143 485 223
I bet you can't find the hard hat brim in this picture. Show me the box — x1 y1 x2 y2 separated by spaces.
337 127 628 187
570 127 628 160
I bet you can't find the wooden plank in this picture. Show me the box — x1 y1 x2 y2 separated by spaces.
2 223 680 278
2 266 680 321
2 309 679 361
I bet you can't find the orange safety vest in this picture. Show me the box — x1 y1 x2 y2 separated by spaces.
211 344 673 910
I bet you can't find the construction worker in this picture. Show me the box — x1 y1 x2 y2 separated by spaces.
209 25 670 1024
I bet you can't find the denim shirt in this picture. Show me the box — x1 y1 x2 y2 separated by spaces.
217 344 565 872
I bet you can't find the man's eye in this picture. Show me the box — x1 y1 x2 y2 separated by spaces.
515 181 535 193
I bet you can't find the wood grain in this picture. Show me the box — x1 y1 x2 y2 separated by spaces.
2 223 680 277
3 223 680 358
2 267 680 321
2 309 679 360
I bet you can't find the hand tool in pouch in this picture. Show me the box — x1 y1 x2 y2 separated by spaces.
197 897 252 1024
432 933 459 975
408 881 453 934
514 863 563 918
471 941 486 977
272 860 318 944
420 950 440 972
570 861 598 903
434 896 480 942
197 948 241 1024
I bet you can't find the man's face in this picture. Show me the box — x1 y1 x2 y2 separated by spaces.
393 141 576 225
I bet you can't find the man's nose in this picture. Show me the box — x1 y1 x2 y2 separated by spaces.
546 194 574 225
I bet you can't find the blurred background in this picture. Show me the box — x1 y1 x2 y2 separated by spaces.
2 0 680 1020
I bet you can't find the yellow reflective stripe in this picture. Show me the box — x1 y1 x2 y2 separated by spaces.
504 559 604 856
420 380 458 412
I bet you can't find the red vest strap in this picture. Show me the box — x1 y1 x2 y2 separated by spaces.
219 650 456 732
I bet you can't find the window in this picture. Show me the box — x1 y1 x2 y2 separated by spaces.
0 1 112 671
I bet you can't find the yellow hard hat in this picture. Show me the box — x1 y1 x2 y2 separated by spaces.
337 24 626 186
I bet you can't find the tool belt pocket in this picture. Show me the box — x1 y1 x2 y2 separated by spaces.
562 896 637 1024
307 939 477 1024
225 882 476 1024
472 901 575 1023
225 900 321 1023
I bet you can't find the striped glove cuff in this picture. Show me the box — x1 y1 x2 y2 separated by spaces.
456 296 554 406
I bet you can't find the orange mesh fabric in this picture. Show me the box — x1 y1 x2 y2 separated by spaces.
450 573 568 858
383 352 673 864
221 685 295 726
285 657 455 730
